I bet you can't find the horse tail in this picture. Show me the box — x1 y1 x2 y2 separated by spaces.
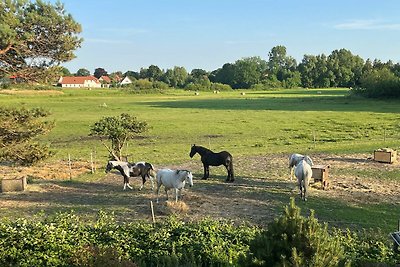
228 156 234 178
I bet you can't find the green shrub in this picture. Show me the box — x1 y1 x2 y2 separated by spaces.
354 68 400 98
210 82 232 91
0 212 259 267
335 228 400 266
240 198 345 266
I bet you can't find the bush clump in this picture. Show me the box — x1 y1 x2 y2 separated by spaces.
240 198 345 266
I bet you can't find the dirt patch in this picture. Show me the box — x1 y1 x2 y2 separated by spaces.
0 89 64 95
0 153 399 226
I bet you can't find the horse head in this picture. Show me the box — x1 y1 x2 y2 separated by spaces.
105 161 116 173
189 144 197 158
186 171 193 187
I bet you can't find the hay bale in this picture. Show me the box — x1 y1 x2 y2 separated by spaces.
166 201 189 215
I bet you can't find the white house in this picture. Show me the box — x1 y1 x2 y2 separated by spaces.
119 76 132 86
58 76 102 88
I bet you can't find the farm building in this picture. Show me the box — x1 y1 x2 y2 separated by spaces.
58 76 105 88
98 75 112 88
118 76 133 86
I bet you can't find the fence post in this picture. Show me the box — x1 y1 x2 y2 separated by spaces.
90 152 94 174
68 154 72 180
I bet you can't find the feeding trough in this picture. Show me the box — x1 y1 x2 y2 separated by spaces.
1 177 27 193
374 148 397 164
311 164 330 190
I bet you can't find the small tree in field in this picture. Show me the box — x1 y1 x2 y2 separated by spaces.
0 107 54 165
89 114 148 161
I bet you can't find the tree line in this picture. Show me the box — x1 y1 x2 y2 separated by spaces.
64 45 400 97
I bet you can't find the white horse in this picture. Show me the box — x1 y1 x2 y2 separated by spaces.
294 159 313 201
156 169 193 203
289 153 314 181
105 160 156 190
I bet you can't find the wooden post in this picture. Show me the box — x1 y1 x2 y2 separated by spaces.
150 201 155 224
93 148 97 172
90 152 94 174
313 131 316 148
68 154 72 180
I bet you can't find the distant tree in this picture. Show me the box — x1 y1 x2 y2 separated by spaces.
0 107 54 165
232 57 266 88
76 68 90 76
89 114 148 161
162 66 188 88
60 67 71 77
327 49 364 87
298 53 336 88
94 68 108 79
147 65 163 81
0 0 82 82
190 69 208 79
209 63 236 87
267 45 297 81
124 70 139 80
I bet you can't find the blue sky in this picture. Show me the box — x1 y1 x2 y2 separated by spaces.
60 0 400 74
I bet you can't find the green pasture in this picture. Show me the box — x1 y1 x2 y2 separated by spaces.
1 87 399 164
0 87 399 232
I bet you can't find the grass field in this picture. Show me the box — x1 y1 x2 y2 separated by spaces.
0 87 399 232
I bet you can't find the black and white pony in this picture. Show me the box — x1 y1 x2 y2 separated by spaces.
289 153 314 181
105 160 156 190
156 169 193 203
294 158 313 201
189 144 234 182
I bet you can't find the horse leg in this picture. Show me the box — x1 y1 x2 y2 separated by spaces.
148 173 155 190
156 182 162 203
202 164 208 179
126 177 133 190
139 174 146 190
123 176 128 190
225 165 230 182
165 188 169 201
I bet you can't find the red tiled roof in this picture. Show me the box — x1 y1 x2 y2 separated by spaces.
60 76 100 84
99 76 111 83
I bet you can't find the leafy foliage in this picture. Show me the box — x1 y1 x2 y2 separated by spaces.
0 212 259 267
335 228 400 266
240 198 345 267
353 68 400 98
89 113 148 160
0 107 54 165
0 0 82 82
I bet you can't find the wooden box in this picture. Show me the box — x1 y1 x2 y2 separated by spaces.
374 149 397 164
311 165 330 190
1 177 27 192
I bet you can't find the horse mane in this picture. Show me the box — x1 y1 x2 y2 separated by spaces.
193 145 212 154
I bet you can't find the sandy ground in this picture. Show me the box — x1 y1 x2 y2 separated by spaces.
0 153 399 226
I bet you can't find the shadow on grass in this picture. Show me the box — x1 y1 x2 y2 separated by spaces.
142 95 400 113
0 176 398 232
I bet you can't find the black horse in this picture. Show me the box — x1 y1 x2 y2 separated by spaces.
189 144 234 182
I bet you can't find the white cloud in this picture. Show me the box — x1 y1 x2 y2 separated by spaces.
334 19 400 30
334 20 400 30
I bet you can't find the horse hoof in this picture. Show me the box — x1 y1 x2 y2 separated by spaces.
201 177 207 180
